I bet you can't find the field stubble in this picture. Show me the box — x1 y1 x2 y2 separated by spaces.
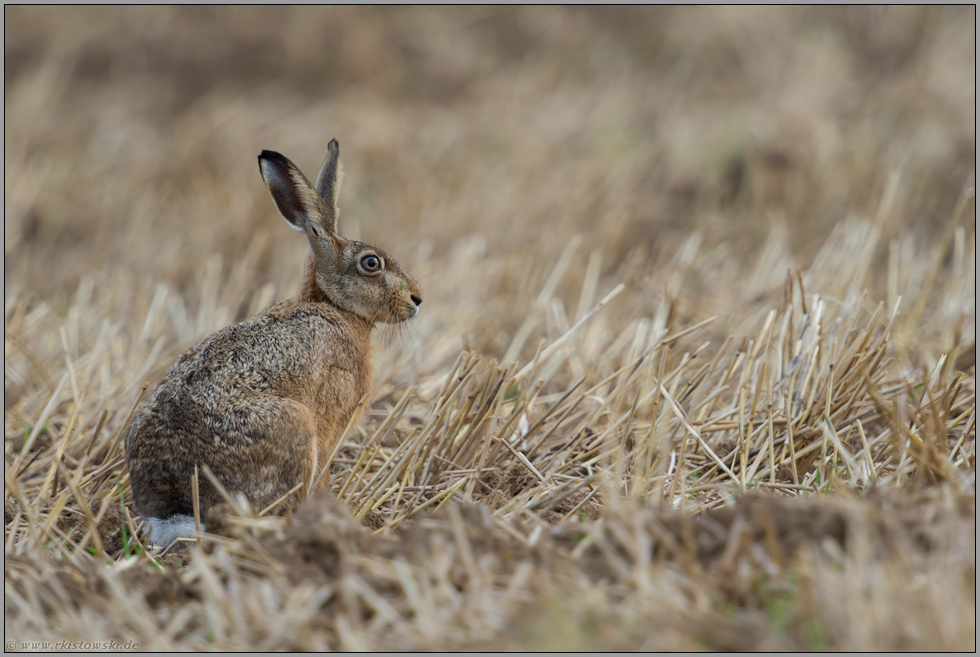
4 6 976 651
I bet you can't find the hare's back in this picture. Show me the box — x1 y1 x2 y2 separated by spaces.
166 303 355 394
167 315 307 394
126 302 359 468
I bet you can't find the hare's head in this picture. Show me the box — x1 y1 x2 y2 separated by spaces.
258 141 422 324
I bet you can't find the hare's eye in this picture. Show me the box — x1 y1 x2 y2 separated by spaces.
358 254 384 275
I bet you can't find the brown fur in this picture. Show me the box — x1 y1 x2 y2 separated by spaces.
125 140 422 529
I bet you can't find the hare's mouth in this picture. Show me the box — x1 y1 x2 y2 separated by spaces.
382 292 420 324
386 309 416 324
382 303 418 324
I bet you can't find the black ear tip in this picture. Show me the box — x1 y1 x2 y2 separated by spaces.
258 150 292 179
259 149 286 163
328 139 339 154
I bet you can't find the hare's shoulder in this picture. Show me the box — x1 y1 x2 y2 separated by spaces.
260 298 353 336
261 299 370 359
162 303 349 390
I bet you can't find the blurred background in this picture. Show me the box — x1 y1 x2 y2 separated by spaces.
4 6 976 371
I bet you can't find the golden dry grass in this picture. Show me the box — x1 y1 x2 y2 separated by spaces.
4 6 976 651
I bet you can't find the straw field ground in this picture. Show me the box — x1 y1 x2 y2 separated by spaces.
4 7 976 651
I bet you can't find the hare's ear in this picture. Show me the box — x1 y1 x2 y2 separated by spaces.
314 139 342 234
258 150 323 234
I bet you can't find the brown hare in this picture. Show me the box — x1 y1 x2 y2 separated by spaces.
125 140 422 547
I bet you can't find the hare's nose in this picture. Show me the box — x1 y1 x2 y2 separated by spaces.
409 283 423 308
411 293 423 307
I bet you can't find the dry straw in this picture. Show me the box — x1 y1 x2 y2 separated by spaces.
5 205 975 649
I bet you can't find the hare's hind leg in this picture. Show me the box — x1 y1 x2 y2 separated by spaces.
128 396 320 545
226 398 321 517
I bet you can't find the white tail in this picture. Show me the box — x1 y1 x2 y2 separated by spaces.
145 515 199 547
